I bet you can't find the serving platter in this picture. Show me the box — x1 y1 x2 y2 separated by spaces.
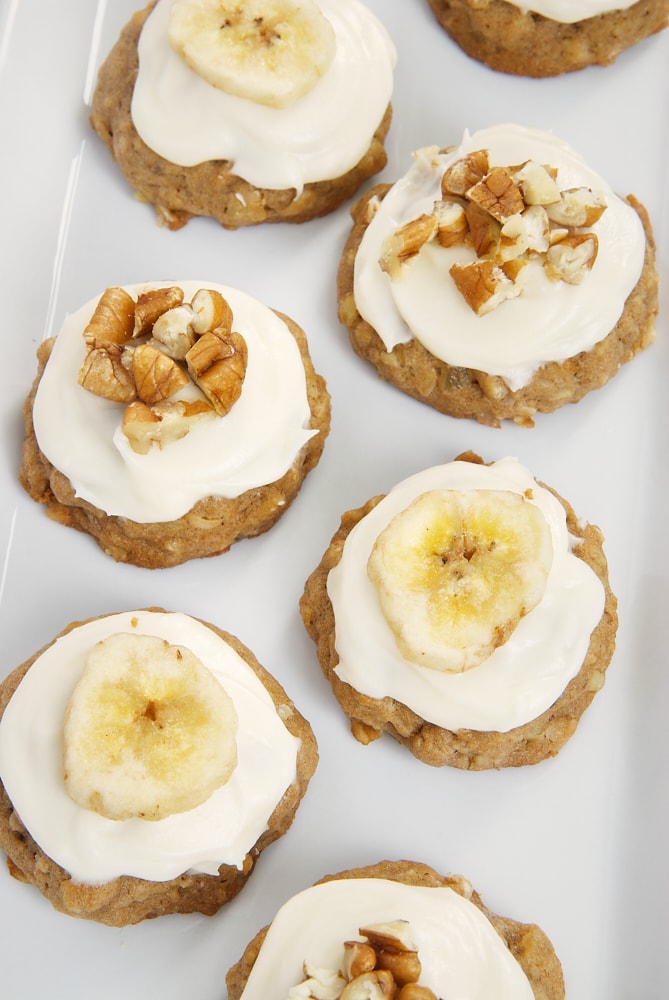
0 2 667 997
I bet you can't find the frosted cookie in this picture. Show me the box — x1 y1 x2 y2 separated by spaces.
300 453 617 769
0 609 318 926
19 281 330 568
338 124 658 427
226 860 565 1000
90 0 396 229
427 0 669 77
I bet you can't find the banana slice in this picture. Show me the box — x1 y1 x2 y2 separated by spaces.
367 489 553 673
63 632 238 821
167 0 337 109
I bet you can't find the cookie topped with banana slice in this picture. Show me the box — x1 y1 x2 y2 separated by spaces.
0 609 318 925
338 124 658 426
90 0 396 228
167 0 337 108
226 860 565 1000
300 452 618 769
19 280 331 568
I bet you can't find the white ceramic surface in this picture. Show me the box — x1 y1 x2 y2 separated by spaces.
0 2 667 998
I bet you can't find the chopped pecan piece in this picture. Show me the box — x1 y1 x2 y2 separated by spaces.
546 233 599 283
132 341 189 404
120 400 160 454
340 971 395 1000
77 344 137 402
152 305 198 359
359 921 415 953
397 987 437 1000
133 286 184 338
190 288 233 336
441 149 489 196
287 965 346 1000
83 286 135 349
545 187 606 227
467 166 525 222
450 259 521 315
434 199 468 247
498 205 550 260
343 942 378 980
374 949 421 986
122 398 214 454
512 160 561 206
379 213 439 279
185 330 248 416
465 201 501 257
500 258 528 283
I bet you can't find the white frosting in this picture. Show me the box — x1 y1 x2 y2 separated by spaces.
0 611 300 884
353 124 646 391
328 458 605 733
131 0 396 191
32 281 318 523
502 0 638 23
238 879 534 999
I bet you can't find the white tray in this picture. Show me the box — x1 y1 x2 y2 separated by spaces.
1 2 667 997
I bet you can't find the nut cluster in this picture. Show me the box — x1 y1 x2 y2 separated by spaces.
379 148 607 316
289 920 437 1000
76 285 248 453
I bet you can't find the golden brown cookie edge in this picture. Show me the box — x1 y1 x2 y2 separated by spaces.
0 608 318 926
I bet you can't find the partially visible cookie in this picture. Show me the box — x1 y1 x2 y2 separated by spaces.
300 453 617 769
427 0 669 77
0 609 318 926
90 0 395 229
337 124 658 427
226 860 565 1000
19 281 330 568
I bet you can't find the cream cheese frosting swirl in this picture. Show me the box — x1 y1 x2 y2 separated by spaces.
353 124 646 391
0 611 300 884
32 281 317 523
238 878 534 999
131 0 396 192
327 457 604 733
502 0 639 22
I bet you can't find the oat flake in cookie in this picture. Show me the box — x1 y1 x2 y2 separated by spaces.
300 453 618 769
19 281 331 568
90 0 396 229
427 0 669 77
226 860 565 1000
338 123 658 427
0 609 318 926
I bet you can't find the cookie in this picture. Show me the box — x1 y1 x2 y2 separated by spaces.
90 0 396 229
427 0 669 77
19 281 330 568
0 609 318 926
337 124 658 427
300 453 617 769
226 860 565 1000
